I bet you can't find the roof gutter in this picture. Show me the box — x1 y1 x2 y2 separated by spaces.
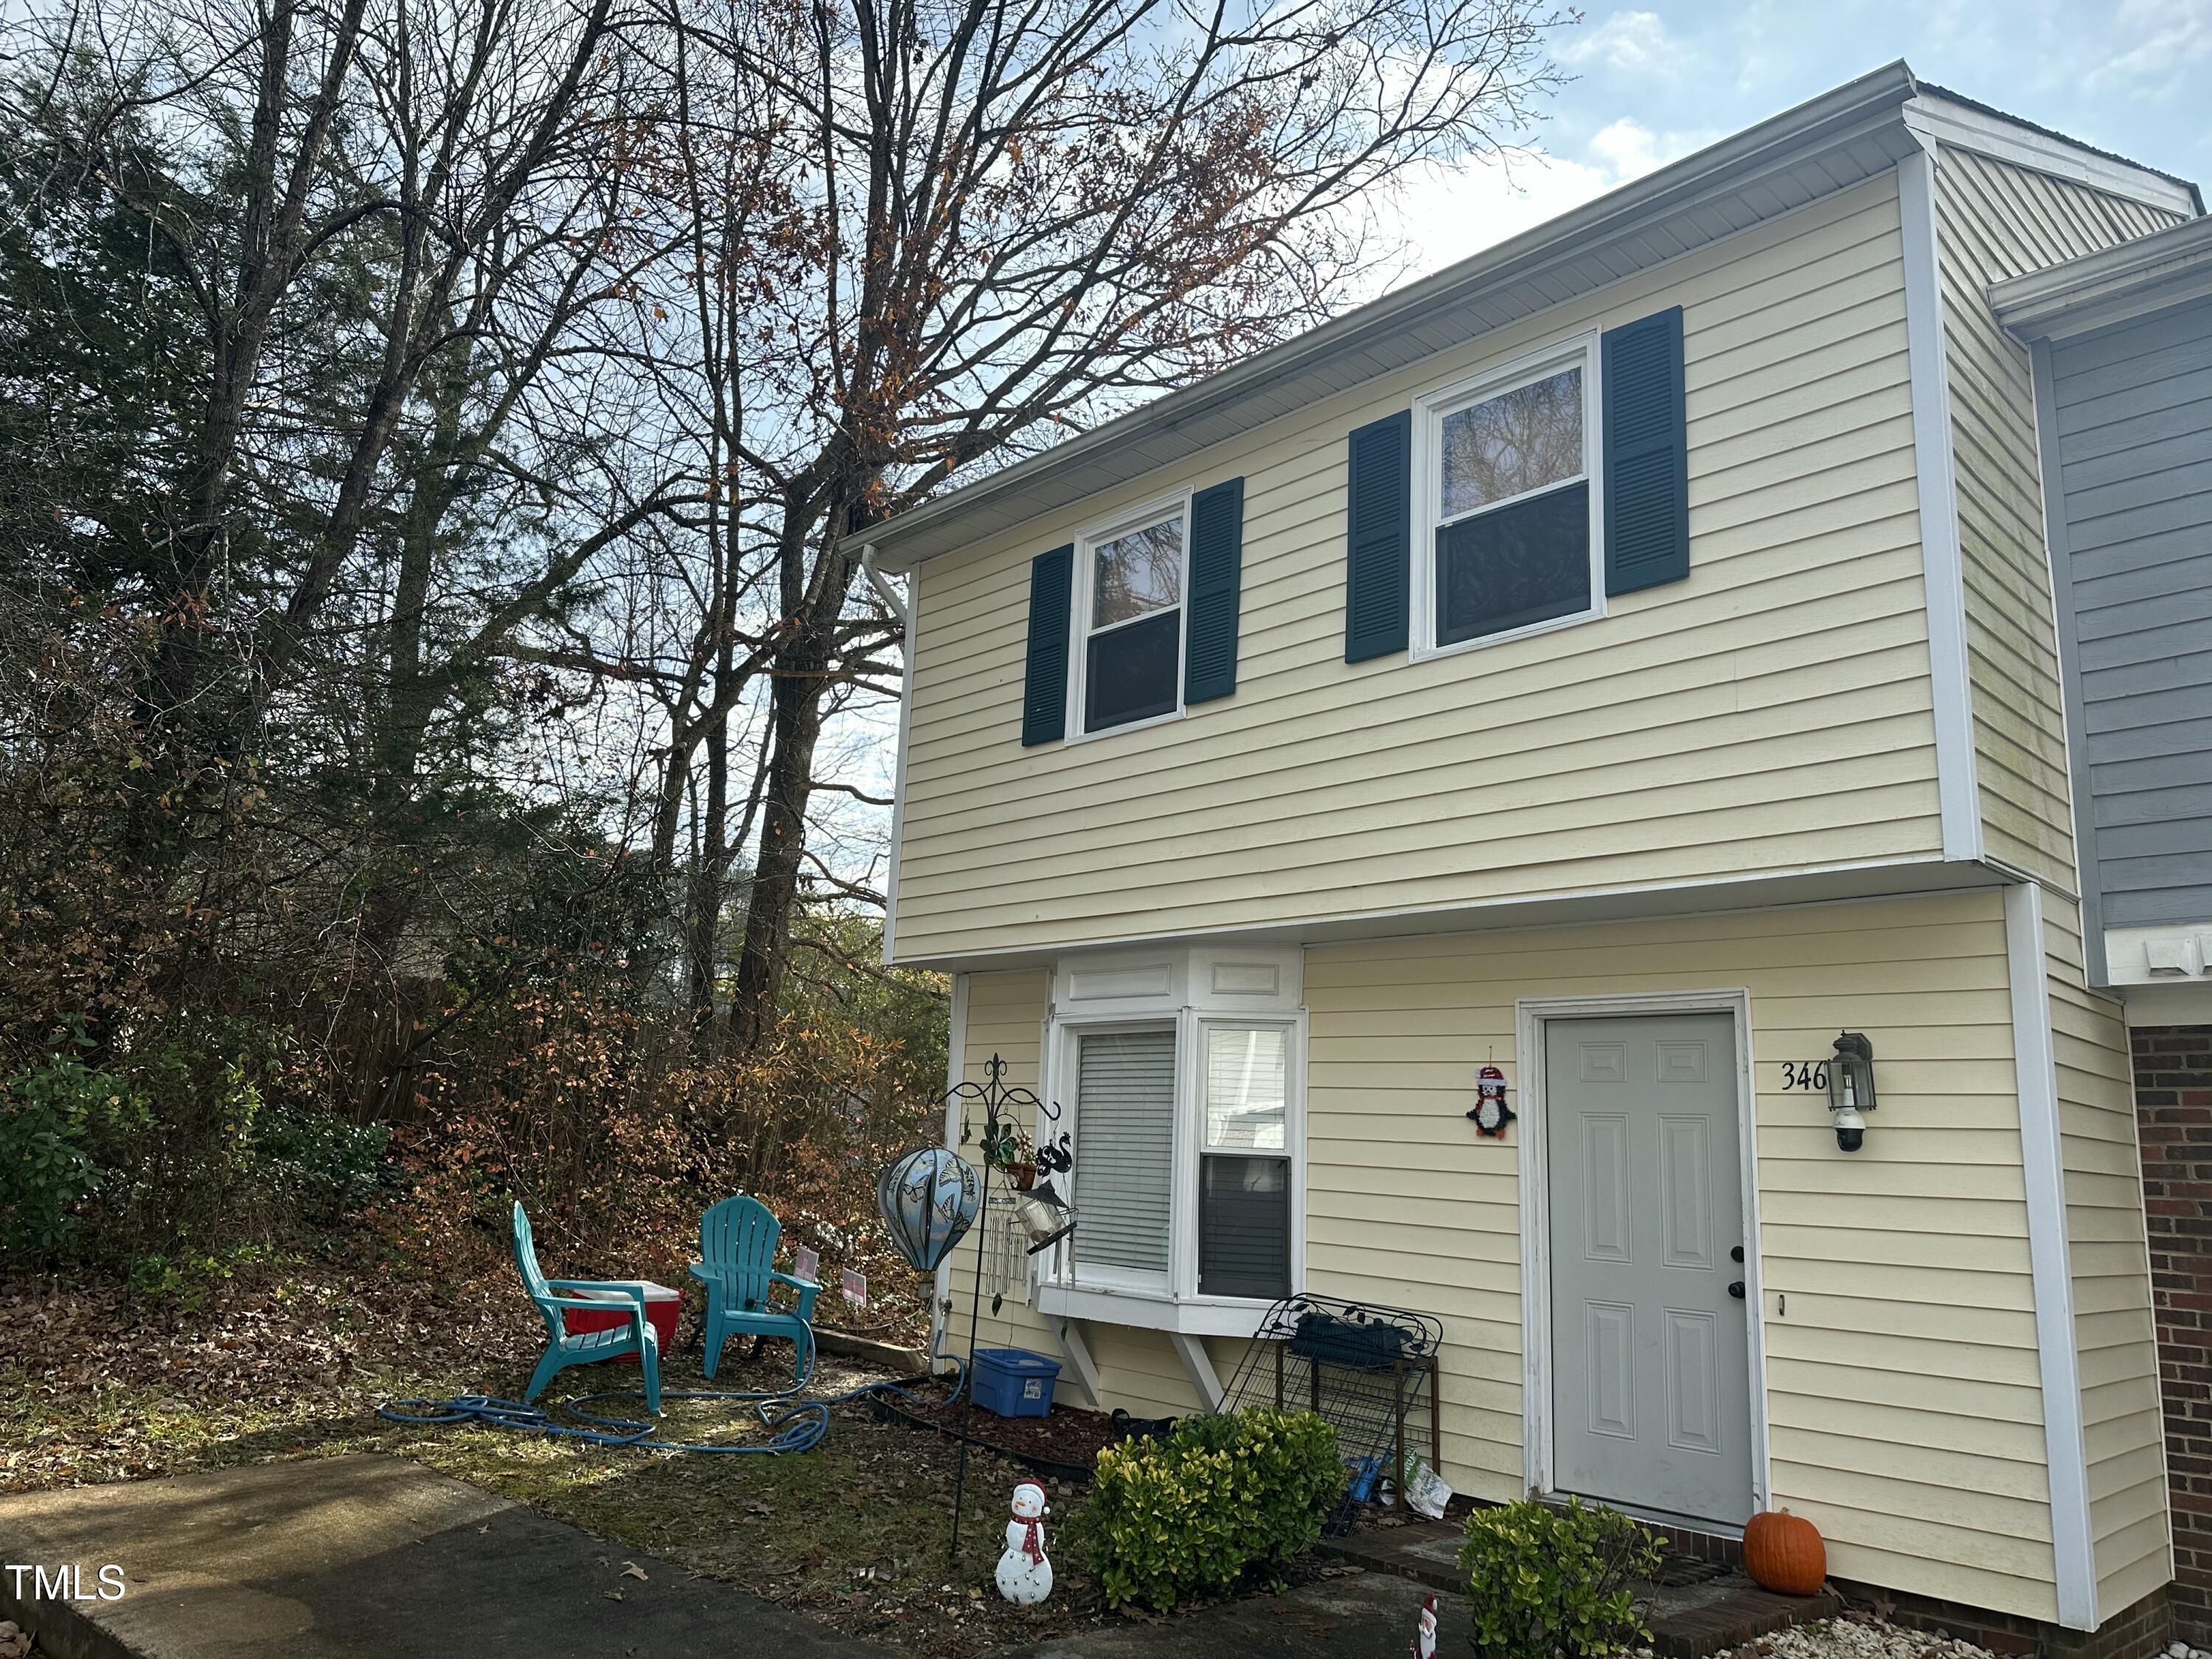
1992 214 2212 342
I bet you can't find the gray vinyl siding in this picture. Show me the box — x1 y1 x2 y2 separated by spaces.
1929 146 2188 892
2043 294 2212 936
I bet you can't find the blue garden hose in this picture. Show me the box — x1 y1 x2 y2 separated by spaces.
378 1324 966 1455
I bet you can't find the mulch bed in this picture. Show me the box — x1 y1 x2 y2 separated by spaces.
874 1380 1124 1482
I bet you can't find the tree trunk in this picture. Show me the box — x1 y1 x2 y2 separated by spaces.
726 549 848 1048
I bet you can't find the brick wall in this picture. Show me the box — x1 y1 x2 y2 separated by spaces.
2135 1023 2212 1647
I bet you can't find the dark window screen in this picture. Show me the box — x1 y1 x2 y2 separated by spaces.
1435 480 1591 646
1199 1155 1291 1299
1085 608 1180 732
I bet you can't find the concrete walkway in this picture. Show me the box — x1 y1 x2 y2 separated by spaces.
0 1454 886 1658
1003 1571 1466 1656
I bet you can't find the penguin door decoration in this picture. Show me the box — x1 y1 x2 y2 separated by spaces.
1466 1062 1514 1138
996 1481 1053 1604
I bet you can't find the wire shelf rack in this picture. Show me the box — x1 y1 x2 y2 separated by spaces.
1220 1293 1444 1536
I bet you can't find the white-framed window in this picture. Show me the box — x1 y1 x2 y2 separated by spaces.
1070 494 1189 738
1196 1021 1294 1301
1410 333 1605 661
1037 950 1305 1331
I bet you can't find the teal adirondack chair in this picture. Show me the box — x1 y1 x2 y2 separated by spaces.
691 1194 819 1382
510 1201 663 1413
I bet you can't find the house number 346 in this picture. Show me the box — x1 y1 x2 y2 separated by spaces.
1779 1061 1832 1091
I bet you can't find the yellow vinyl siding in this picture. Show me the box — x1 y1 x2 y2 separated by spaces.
1929 146 2188 888
894 175 1941 964
1301 889 2062 1621
2042 897 2172 1613
937 971 1060 1366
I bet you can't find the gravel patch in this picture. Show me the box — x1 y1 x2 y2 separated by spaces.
1711 1615 2003 1659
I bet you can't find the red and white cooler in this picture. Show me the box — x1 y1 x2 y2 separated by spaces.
560 1281 681 1363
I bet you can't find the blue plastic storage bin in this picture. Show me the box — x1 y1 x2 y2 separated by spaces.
972 1347 1061 1418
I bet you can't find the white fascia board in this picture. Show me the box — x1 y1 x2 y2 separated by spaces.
2003 881 2098 1632
1896 145 1983 864
1993 216 2212 344
1903 92 2201 219
887 856 2010 975
859 63 1924 571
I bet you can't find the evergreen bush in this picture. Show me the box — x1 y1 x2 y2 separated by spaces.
1086 1407 1343 1611
1458 1495 1663 1659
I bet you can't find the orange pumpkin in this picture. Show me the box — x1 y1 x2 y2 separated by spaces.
1743 1508 1826 1596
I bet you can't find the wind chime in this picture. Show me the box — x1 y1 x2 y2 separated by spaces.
874 1053 1077 1564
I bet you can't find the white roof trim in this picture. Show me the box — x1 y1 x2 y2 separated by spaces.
863 60 1926 568
1993 214 2212 342
1902 91 2201 220
861 65 2200 569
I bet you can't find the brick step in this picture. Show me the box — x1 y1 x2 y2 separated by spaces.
1314 1522 1840 1659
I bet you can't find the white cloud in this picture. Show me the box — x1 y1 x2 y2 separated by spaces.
2081 0 2212 96
1384 118 1708 285
1557 11 1676 72
1587 117 1669 179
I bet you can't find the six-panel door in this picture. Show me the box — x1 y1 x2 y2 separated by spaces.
1545 1012 1754 1527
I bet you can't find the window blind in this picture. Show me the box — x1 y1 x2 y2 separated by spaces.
1073 1029 1175 1278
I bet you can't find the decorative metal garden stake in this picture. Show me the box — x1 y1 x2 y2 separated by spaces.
935 1054 1073 1568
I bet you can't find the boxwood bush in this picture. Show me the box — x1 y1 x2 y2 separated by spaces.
1458 1496 1663 1659
1085 1408 1343 1610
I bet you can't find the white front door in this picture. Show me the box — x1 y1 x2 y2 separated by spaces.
1545 1012 1754 1527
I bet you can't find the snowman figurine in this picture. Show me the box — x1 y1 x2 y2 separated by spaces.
995 1481 1053 1605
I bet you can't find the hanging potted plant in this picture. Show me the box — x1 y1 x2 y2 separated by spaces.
982 1121 1037 1190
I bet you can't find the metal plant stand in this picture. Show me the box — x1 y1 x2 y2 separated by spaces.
938 1054 1074 1565
1220 1293 1444 1534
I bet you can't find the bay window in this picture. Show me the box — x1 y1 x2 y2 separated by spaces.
1199 1025 1292 1299
1039 948 1304 1332
1068 1028 1176 1281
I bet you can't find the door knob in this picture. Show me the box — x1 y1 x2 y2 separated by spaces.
1731 1245 1745 1263
1728 1281 1745 1299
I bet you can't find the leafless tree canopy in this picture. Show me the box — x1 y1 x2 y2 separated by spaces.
0 0 1565 1253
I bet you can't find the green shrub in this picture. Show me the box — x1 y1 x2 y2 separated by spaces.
1458 1496 1663 1659
245 1103 392 1224
1085 1407 1343 1611
0 1033 146 1256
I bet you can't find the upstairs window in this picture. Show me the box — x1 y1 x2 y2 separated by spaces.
1077 501 1187 735
1413 338 1604 658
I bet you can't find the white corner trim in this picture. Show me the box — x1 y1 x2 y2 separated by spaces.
1169 1332 1226 1413
1049 1315 1105 1409
864 544 914 967
1514 989 1770 1522
2003 881 2099 1632
1896 149 1983 865
931 972 971 1371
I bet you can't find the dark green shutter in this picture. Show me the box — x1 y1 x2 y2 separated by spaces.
1021 544 1073 745
1184 476 1244 705
1344 410 1411 662
1601 306 1690 595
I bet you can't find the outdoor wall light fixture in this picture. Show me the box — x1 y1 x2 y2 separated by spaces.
1826 1032 1877 1152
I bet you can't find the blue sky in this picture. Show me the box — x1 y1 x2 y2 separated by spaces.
1394 0 2209 278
